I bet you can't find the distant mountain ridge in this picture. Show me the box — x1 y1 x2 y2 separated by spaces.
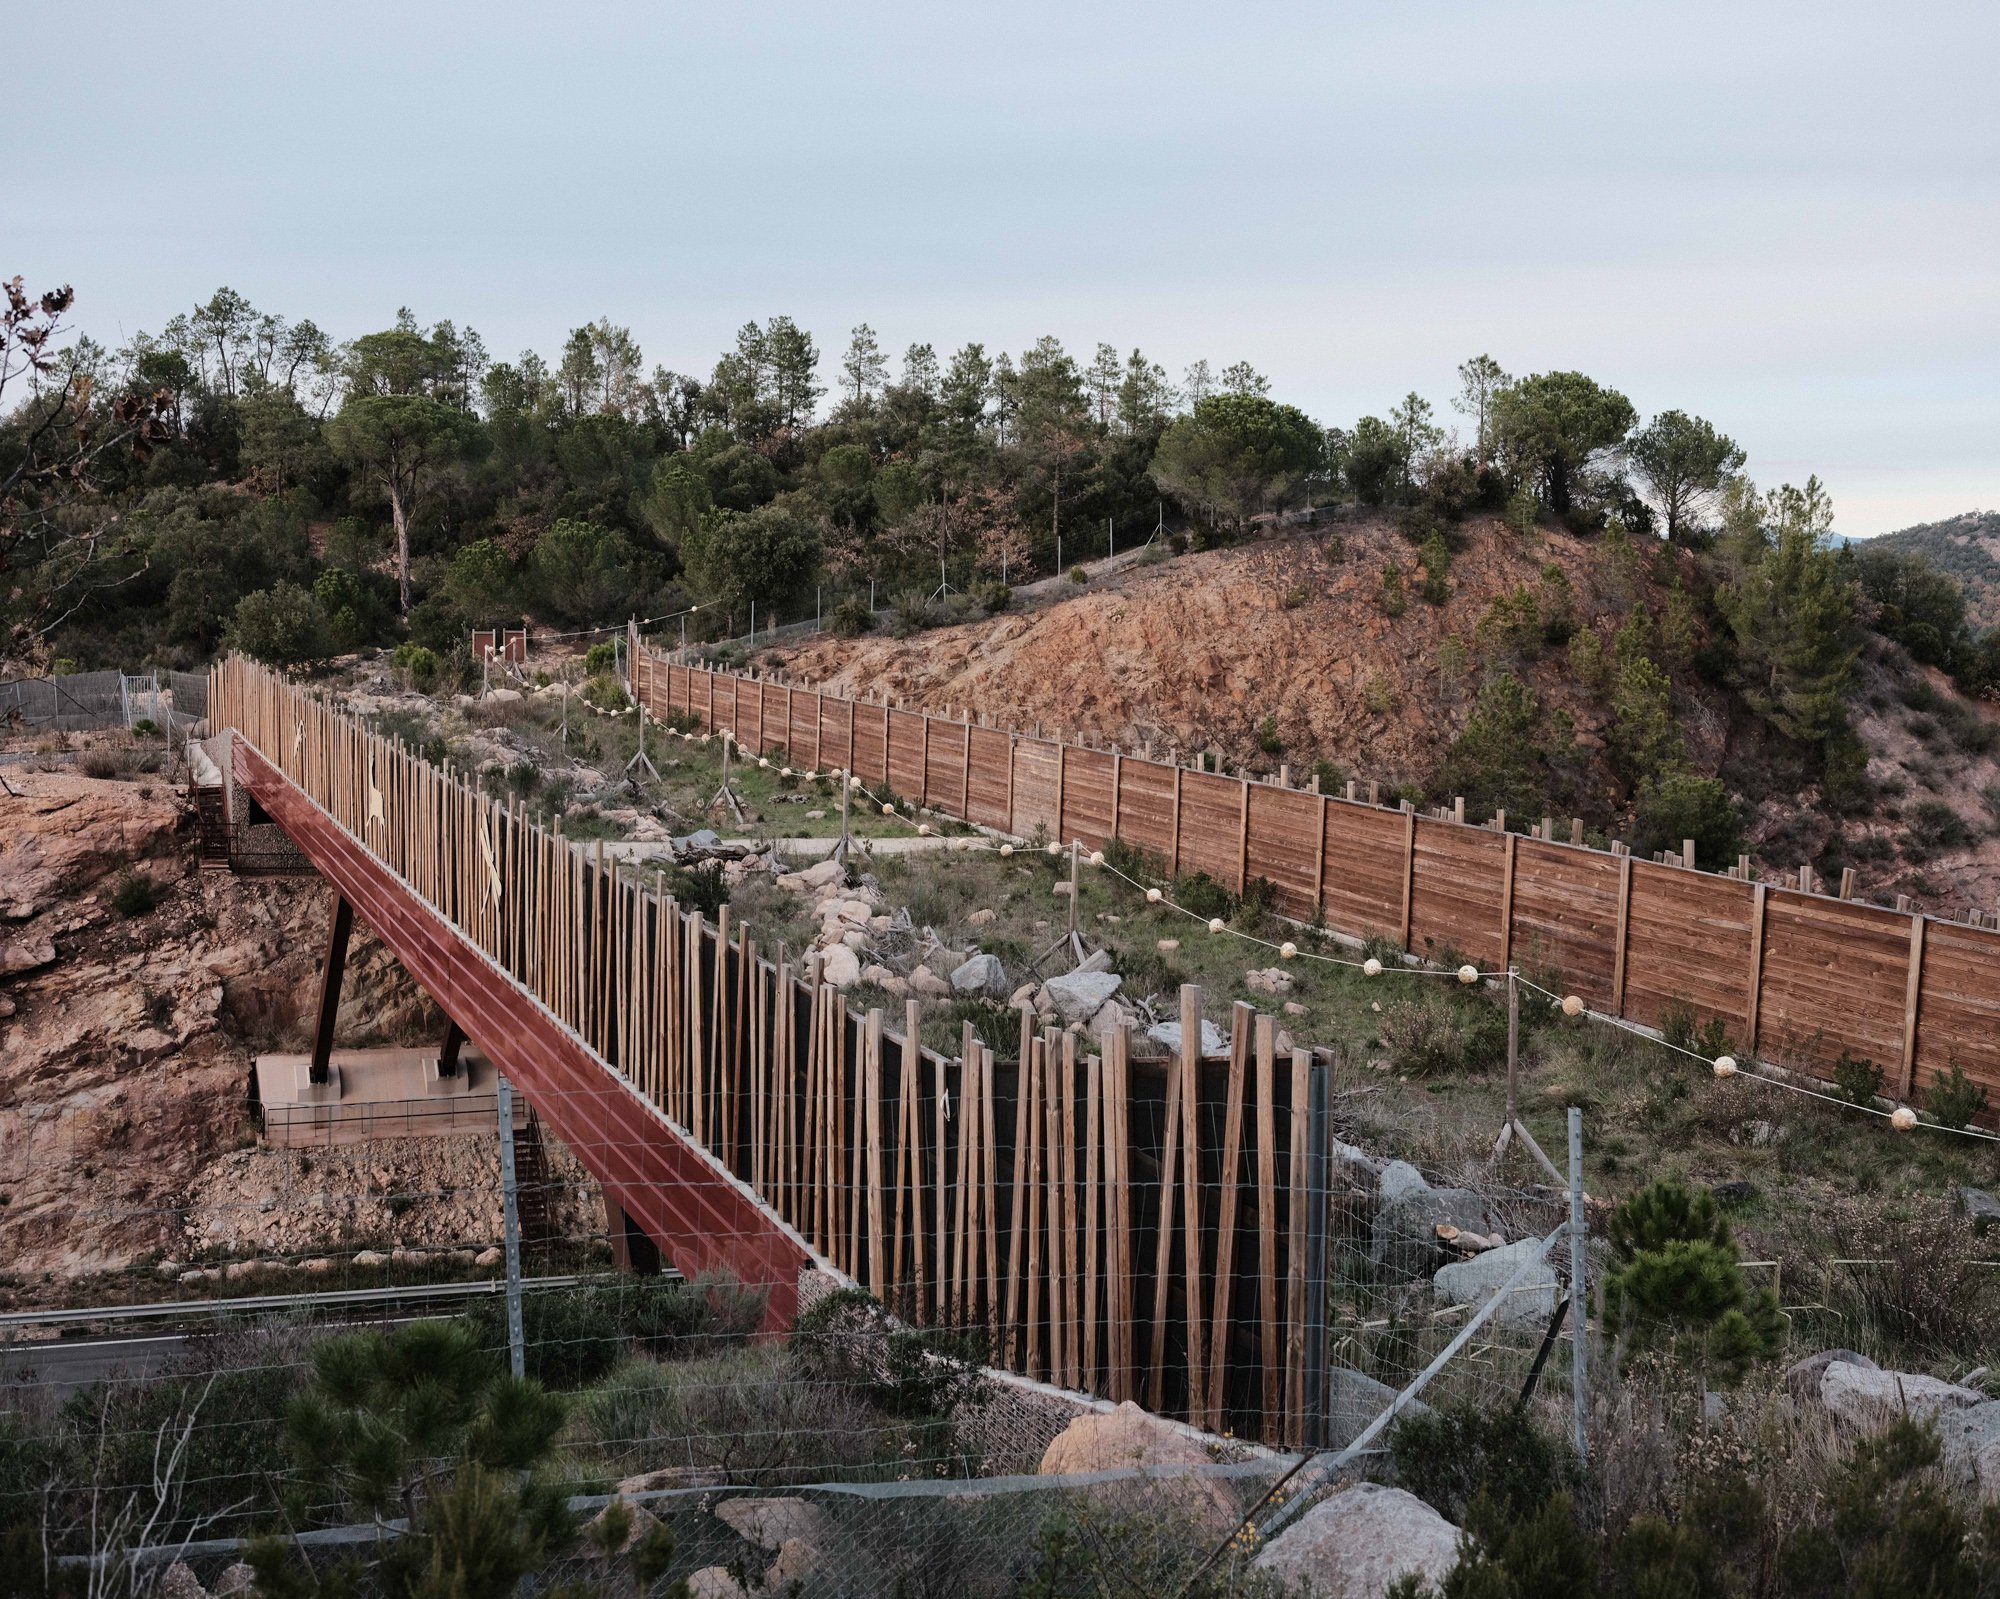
1874 510 2000 628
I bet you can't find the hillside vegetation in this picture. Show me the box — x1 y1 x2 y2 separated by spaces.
1875 510 2000 630
7 276 2000 912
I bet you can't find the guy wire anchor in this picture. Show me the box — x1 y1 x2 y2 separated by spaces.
707 728 746 824
625 699 660 783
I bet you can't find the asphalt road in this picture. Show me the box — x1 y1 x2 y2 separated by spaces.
0 1274 635 1400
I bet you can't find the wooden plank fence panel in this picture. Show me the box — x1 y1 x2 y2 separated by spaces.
1408 819 1507 969
852 702 889 788
1115 757 1177 867
1507 839 1621 1006
759 681 789 756
925 717 969 817
1913 922 2000 1106
1244 785 1321 920
1621 865 1755 1035
712 674 738 743
1318 801 1408 941
1760 893 1915 1073
887 709 926 803
821 698 854 776
965 727 1013 830
1012 740 1062 840
1061 747 1118 849
789 691 819 766
1177 771 1245 891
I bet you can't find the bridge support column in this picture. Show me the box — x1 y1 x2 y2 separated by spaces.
439 1017 465 1079
310 894 354 1086
606 1198 664 1276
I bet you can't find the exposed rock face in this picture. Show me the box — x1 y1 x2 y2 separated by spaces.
714 1496 828 1552
1819 1362 1987 1425
0 766 599 1289
1253 1482 1462 1597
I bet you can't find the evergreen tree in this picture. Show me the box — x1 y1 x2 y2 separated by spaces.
1715 476 1859 747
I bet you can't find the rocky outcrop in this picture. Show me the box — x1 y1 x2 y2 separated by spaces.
1253 1482 1462 1597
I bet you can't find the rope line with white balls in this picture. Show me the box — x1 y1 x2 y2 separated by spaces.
1514 975 2000 1146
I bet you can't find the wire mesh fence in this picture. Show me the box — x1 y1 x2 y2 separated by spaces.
1 1072 1593 1595
0 669 207 732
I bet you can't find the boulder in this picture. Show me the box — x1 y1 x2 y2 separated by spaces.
211 1566 255 1599
616 1465 728 1494
1253 1482 1462 1598
1332 1139 1384 1190
715 1496 827 1553
1283 1001 1309 1017
1087 1000 1140 1043
1074 947 1115 975
1783 1348 1879 1402
1372 1186 1501 1278
583 1498 659 1556
1052 881 1075 898
1146 1018 1229 1059
967 908 998 926
950 953 1009 998
1326 1366 1431 1448
1963 1188 2000 1235
798 858 846 890
1156 938 1180 952
909 965 953 998
1433 1238 1558 1327
159 1562 209 1599
1009 983 1039 1008
1931 1401 2000 1498
764 1538 820 1589
684 1570 748 1599
1820 1362 1988 1426
1040 1401 1240 1534
1245 967 1292 995
352 1250 389 1268
1045 970 1122 1024
1376 1160 1429 1205
819 945 861 989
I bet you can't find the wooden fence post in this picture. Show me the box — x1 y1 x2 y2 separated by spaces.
1399 805 1416 951
1611 852 1634 1016
1899 914 1926 1099
1745 882 1767 1054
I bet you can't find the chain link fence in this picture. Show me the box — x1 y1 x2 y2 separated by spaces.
0 669 207 732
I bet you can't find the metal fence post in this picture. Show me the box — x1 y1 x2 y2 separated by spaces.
497 1073 526 1379
1303 1058 1331 1448
1568 1105 1587 1464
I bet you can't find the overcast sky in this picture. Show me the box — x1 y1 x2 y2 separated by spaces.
17 1 1996 535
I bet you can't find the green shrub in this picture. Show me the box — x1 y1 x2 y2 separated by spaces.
1632 771 1743 870
664 860 729 919
1068 565 1089 584
1603 1178 1783 1375
580 672 629 712
112 869 161 917
391 641 440 689
1417 530 1451 604
1376 996 1500 1076
129 717 161 738
1833 1049 1884 1106
584 640 618 675
228 581 330 666
1310 757 1345 793
1925 1060 1988 1131
830 595 875 635
1174 871 1235 921
1378 561 1408 617
1389 1403 1577 1525
888 589 940 637
1256 715 1283 755
1902 798 1977 861
971 578 1012 614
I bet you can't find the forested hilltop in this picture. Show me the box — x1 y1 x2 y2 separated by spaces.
7 276 2000 906
1875 511 2000 631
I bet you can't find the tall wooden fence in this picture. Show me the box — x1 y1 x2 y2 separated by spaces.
210 656 1326 1442
634 644 2000 1117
